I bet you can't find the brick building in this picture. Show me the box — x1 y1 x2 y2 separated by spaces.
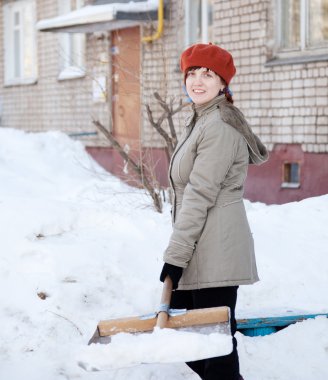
1 0 327 204
216 0 328 204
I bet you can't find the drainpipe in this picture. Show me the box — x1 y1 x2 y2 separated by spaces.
142 0 164 42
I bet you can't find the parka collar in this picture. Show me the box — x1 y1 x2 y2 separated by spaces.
193 94 226 117
185 95 269 165
185 95 226 127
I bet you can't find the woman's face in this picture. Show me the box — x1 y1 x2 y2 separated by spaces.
185 67 224 105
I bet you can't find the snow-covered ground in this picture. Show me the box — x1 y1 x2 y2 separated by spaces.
0 127 327 380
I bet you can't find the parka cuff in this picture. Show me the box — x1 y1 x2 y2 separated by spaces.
163 239 194 268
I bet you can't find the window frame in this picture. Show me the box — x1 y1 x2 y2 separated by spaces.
57 0 86 81
270 0 328 65
281 162 301 189
3 0 38 86
184 0 213 47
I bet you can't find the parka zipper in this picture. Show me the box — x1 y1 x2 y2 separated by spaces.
169 119 196 222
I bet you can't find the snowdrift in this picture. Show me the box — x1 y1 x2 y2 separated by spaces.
0 128 327 380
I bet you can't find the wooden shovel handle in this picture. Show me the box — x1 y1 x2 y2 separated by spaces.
156 275 173 328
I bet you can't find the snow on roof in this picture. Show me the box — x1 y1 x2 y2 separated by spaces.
36 0 158 31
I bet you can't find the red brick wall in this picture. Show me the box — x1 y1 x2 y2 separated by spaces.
245 144 328 204
88 144 328 205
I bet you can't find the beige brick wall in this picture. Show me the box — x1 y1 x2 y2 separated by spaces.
213 0 328 153
0 0 188 150
141 0 188 148
2 0 327 154
0 0 110 146
141 0 328 153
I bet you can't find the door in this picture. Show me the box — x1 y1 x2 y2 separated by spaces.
111 27 141 159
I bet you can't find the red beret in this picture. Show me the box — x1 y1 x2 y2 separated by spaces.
180 43 236 85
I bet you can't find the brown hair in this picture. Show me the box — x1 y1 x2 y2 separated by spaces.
184 66 234 104
219 81 234 104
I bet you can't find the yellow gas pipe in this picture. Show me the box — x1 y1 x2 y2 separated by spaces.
142 0 164 42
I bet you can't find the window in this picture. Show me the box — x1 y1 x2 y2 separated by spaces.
278 0 328 52
184 0 213 46
3 0 37 85
57 0 85 80
282 162 300 188
308 0 328 46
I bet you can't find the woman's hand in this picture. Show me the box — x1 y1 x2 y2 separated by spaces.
160 263 183 290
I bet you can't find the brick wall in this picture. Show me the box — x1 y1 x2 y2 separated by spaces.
0 0 188 150
212 0 328 153
0 0 110 146
141 0 187 149
2 0 327 156
141 0 328 154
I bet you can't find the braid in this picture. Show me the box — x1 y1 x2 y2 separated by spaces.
219 86 234 104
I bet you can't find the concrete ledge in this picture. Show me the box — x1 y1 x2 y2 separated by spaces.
265 54 328 67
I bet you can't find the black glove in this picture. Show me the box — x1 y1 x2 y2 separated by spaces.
160 263 183 290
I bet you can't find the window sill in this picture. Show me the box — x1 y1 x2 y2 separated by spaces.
281 182 300 189
265 53 328 67
4 77 38 87
58 67 86 81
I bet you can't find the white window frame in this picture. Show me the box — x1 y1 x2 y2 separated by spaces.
275 0 328 58
184 0 213 47
57 0 86 80
3 0 37 86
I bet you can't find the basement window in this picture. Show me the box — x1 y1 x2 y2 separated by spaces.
281 162 300 188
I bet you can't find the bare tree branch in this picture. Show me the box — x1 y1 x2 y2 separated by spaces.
91 90 187 213
153 92 178 148
47 310 83 336
146 105 174 159
92 119 163 213
147 93 189 163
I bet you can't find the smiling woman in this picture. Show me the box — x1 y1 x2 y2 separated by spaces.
159 43 269 380
185 67 224 105
182 43 236 105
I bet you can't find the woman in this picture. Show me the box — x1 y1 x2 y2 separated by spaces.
160 43 268 380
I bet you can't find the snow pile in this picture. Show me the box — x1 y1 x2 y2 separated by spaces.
0 127 327 380
78 328 232 371
240 195 328 316
238 316 328 380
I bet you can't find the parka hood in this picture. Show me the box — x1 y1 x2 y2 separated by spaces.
218 99 269 165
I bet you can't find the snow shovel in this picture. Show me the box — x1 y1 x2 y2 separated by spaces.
79 277 232 371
